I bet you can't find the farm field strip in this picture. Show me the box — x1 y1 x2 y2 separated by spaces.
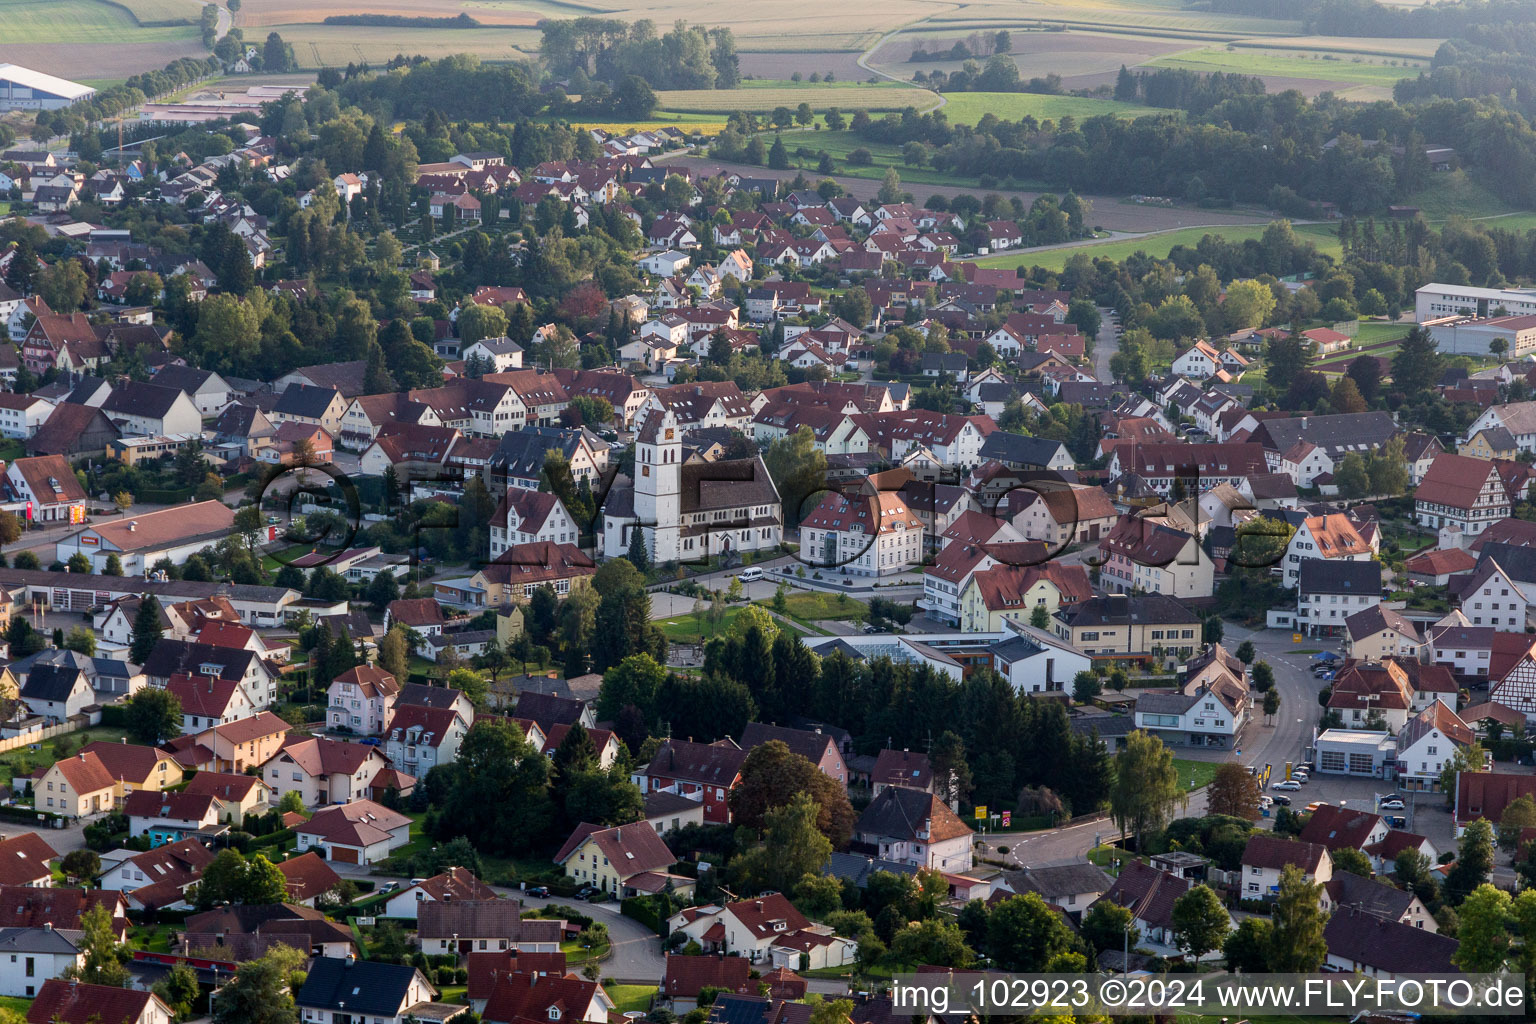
0 0 199 42
656 86 939 113
1146 46 1425 87
968 221 1342 273
938 91 1161 125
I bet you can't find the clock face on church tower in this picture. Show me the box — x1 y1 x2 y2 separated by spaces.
665 429 674 440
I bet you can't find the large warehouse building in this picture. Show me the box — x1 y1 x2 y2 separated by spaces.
0 64 95 111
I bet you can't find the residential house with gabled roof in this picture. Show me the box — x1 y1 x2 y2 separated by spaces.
853 786 972 872
555 820 691 899
800 488 924 578
959 561 1093 632
5 454 86 524
165 674 254 734
1323 910 1457 977
1091 860 1214 949
1415 451 1511 538
264 735 396 808
0 833 57 889
1322 871 1436 931
1345 605 1424 662
482 970 614 1024
869 749 932 797
1327 658 1416 731
1299 803 1389 854
99 381 201 437
1298 558 1382 637
1396 701 1478 791
1097 516 1213 599
418 900 564 955
295 956 438 1024
382 866 496 921
18 664 93 724
294 799 411 864
1453 556 1528 629
1280 512 1376 589
738 723 847 785
98 837 215 911
140 638 278 709
25 980 173 1024
269 383 347 438
123 789 220 846
327 665 399 736
181 770 270 826
635 738 748 824
1240 835 1332 898
661 954 753 1010
1004 482 1118 546
383 702 470 779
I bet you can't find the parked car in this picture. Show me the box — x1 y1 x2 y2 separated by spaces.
525 886 549 898
1378 798 1406 811
1273 780 1301 792
380 882 399 894
575 885 597 899
738 567 763 583
1272 794 1292 806
1386 815 1408 828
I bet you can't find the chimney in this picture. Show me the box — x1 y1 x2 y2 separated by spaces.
77 753 84 761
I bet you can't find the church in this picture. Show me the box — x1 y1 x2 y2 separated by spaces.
601 407 783 565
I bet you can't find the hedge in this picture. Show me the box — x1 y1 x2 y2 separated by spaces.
136 487 195 504
99 705 127 727
0 805 69 828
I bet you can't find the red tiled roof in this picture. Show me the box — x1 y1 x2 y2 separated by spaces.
0 832 57 887
27 980 165 1024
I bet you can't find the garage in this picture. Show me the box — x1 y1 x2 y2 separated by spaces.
329 846 359 864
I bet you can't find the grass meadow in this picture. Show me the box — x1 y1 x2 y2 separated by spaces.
969 221 1343 273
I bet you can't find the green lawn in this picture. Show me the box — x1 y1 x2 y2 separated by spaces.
0 726 131 786
656 607 742 643
969 221 1341 273
1172 758 1222 791
607 985 658 1014
1148 45 1425 87
939 91 1161 126
778 590 867 622
0 998 28 1017
1404 170 1524 222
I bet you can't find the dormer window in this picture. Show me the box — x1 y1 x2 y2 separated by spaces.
549 1010 562 1020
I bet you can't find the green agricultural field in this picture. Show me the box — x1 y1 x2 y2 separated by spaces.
938 91 1159 125
778 128 1006 188
1147 45 1425 87
111 0 205 23
0 0 199 42
658 84 938 113
969 221 1341 273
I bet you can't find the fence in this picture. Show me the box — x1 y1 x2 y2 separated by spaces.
0 718 86 757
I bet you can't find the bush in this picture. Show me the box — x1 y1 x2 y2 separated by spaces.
848 148 873 165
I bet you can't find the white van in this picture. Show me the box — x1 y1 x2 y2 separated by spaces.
738 567 764 582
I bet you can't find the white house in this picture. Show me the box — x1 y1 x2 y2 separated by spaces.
852 787 973 872
1240 835 1332 898
988 620 1092 695
1281 513 1375 589
1395 701 1479 792
639 250 691 277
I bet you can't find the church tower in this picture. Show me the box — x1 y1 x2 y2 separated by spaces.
632 406 681 564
